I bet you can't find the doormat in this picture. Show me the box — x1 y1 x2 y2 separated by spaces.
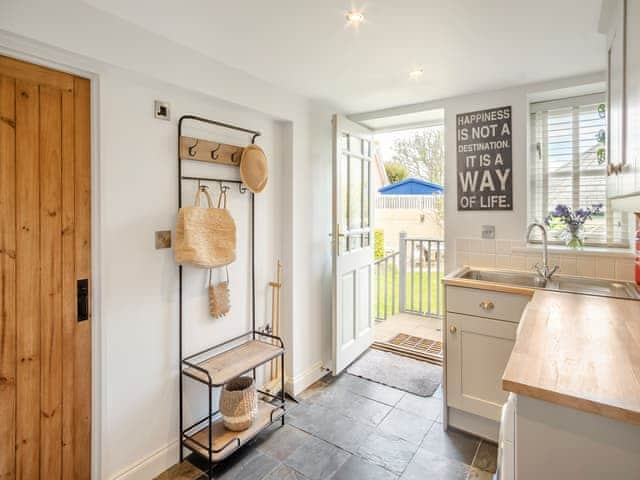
347 349 441 397
372 334 443 366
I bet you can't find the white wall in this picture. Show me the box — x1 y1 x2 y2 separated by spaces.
0 1 337 478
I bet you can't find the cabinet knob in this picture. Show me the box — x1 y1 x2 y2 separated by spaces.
479 301 494 311
449 325 457 334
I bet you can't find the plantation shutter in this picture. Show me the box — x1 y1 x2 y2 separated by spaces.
529 93 628 247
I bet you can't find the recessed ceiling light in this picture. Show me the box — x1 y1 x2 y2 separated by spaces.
346 10 365 25
409 68 424 80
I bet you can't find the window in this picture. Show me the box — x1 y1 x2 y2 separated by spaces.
529 94 628 247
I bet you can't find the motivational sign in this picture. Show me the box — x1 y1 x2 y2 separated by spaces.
456 106 512 210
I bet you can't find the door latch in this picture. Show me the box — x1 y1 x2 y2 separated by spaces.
77 279 89 322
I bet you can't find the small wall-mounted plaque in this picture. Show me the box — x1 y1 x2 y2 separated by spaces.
154 100 171 121
155 230 172 249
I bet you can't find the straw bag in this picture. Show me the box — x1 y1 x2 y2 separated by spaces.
208 268 230 318
174 187 236 268
219 377 257 431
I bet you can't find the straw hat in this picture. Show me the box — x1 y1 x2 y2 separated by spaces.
240 144 268 193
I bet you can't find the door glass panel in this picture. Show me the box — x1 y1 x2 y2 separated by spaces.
362 159 370 228
349 154 362 230
350 136 363 156
340 152 348 227
349 234 362 250
340 133 348 152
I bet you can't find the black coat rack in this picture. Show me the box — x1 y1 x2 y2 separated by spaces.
177 115 286 479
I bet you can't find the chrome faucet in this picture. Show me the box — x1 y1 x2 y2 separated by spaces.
526 223 559 281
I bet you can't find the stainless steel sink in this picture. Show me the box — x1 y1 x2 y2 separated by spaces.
461 270 547 288
545 277 640 299
459 268 640 300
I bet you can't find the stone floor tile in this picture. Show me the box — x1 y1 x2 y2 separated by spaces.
357 431 419 474
213 449 280 480
287 401 334 436
310 410 375 454
330 455 398 480
154 461 204 480
401 448 470 480
472 441 498 473
394 393 443 422
376 408 434 446
310 387 393 426
284 436 351 480
334 374 406 406
261 464 308 480
466 467 494 480
420 426 480 465
254 424 311 461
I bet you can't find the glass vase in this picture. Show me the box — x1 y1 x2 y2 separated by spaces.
563 223 585 249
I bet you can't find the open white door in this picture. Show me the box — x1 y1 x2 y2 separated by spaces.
331 115 375 374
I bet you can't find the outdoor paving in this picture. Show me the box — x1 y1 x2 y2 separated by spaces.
157 373 497 480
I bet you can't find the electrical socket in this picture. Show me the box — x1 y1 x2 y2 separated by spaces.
481 225 495 239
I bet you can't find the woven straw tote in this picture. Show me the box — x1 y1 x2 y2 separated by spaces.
208 268 230 318
174 187 236 268
219 377 257 431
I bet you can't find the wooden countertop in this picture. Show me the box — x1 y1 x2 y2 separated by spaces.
442 276 535 297
502 290 640 425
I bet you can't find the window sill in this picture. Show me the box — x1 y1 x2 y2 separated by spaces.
512 244 634 259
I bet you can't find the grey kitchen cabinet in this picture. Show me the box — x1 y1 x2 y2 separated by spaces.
443 285 530 441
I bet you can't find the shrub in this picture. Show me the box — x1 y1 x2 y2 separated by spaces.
384 162 408 183
374 230 385 259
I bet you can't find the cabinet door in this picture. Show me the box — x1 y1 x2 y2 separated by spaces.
627 0 640 194
447 312 517 421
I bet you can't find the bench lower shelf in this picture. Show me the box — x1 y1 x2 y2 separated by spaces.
183 400 285 462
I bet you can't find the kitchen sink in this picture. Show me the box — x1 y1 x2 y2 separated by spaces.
459 268 640 300
461 269 547 288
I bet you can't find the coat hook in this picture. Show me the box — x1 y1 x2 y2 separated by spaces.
188 139 199 157
211 143 221 161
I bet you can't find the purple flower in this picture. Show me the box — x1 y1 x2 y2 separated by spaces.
545 203 601 227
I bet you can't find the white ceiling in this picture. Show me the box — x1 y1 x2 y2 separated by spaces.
84 0 606 113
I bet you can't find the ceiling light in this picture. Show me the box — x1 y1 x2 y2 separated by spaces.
409 68 424 80
346 10 364 25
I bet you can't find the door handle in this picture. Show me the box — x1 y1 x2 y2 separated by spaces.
77 279 89 322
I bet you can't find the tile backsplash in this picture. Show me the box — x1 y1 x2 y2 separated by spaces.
455 238 635 282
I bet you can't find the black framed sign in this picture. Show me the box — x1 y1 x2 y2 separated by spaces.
456 106 512 210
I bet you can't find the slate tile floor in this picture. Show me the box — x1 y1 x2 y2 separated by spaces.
157 373 497 480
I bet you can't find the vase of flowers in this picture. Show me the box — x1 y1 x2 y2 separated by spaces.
544 204 603 249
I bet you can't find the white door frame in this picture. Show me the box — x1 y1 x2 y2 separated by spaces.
0 32 103 479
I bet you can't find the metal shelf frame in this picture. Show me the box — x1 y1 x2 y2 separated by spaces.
177 115 286 479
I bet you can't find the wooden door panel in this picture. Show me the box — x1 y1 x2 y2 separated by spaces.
0 56 90 480
73 76 91 480
15 79 42 480
0 74 17 480
60 87 75 480
39 84 64 480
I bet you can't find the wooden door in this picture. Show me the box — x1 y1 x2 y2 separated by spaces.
0 55 91 480
446 312 516 422
331 115 375 374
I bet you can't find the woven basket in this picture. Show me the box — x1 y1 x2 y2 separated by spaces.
219 376 257 432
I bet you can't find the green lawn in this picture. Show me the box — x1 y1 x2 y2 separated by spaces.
373 268 444 319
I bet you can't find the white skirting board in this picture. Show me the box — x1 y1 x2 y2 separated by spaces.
285 361 330 396
109 441 179 480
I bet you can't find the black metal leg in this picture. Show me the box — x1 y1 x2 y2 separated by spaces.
208 385 213 479
280 354 285 426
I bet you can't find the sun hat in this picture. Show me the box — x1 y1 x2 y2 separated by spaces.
240 144 268 193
